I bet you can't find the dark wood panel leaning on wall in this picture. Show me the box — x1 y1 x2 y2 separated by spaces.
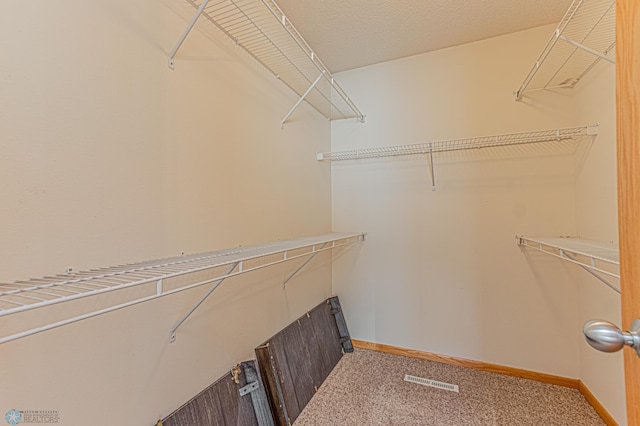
160 360 272 426
256 296 353 426
158 296 352 426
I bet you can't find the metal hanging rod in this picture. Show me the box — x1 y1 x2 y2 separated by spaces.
169 0 365 125
517 235 620 293
0 233 365 344
515 0 616 101
317 125 598 189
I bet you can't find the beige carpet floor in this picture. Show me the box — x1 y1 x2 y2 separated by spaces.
294 348 605 426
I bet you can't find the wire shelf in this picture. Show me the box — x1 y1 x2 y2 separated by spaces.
173 0 364 123
517 235 620 293
317 125 598 162
0 232 364 344
515 0 616 100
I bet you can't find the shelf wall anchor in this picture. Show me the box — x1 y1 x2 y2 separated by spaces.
169 261 239 343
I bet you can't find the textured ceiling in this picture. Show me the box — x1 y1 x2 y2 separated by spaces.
275 0 573 72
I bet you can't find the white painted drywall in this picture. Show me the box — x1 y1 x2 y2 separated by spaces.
0 0 333 424
330 25 583 378
574 64 626 424
331 22 625 423
1 1 624 423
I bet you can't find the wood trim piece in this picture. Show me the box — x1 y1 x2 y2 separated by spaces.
617 1 640 424
352 340 617 424
352 340 579 389
578 381 618 426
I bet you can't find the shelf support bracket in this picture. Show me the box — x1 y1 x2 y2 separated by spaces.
562 252 620 294
169 261 239 343
281 72 325 127
517 235 620 294
168 0 211 70
558 35 615 65
283 243 327 289
427 144 436 191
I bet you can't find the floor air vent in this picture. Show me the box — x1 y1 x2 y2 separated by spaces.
404 374 459 393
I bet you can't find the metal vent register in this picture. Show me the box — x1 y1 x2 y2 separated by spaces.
404 375 459 393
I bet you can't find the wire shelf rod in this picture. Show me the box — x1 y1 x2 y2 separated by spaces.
174 0 364 122
43 274 126 287
213 0 312 84
70 275 132 285
0 233 363 319
0 233 364 344
0 282 108 296
544 0 615 88
257 0 360 120
1 284 61 296
516 235 620 293
517 236 618 264
7 294 48 303
317 126 596 189
0 282 42 288
15 278 89 287
317 125 597 162
78 250 251 275
17 277 68 284
515 0 615 100
516 2 580 94
7 241 334 302
41 283 101 293
0 300 26 307
0 284 31 289
18 289 74 299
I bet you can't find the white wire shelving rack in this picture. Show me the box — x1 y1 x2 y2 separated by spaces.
515 0 616 101
517 235 620 293
317 125 599 190
0 233 365 345
169 0 365 126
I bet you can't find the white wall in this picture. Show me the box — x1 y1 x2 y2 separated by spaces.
330 25 582 377
0 1 333 424
574 63 626 423
331 22 625 424
1 2 624 423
